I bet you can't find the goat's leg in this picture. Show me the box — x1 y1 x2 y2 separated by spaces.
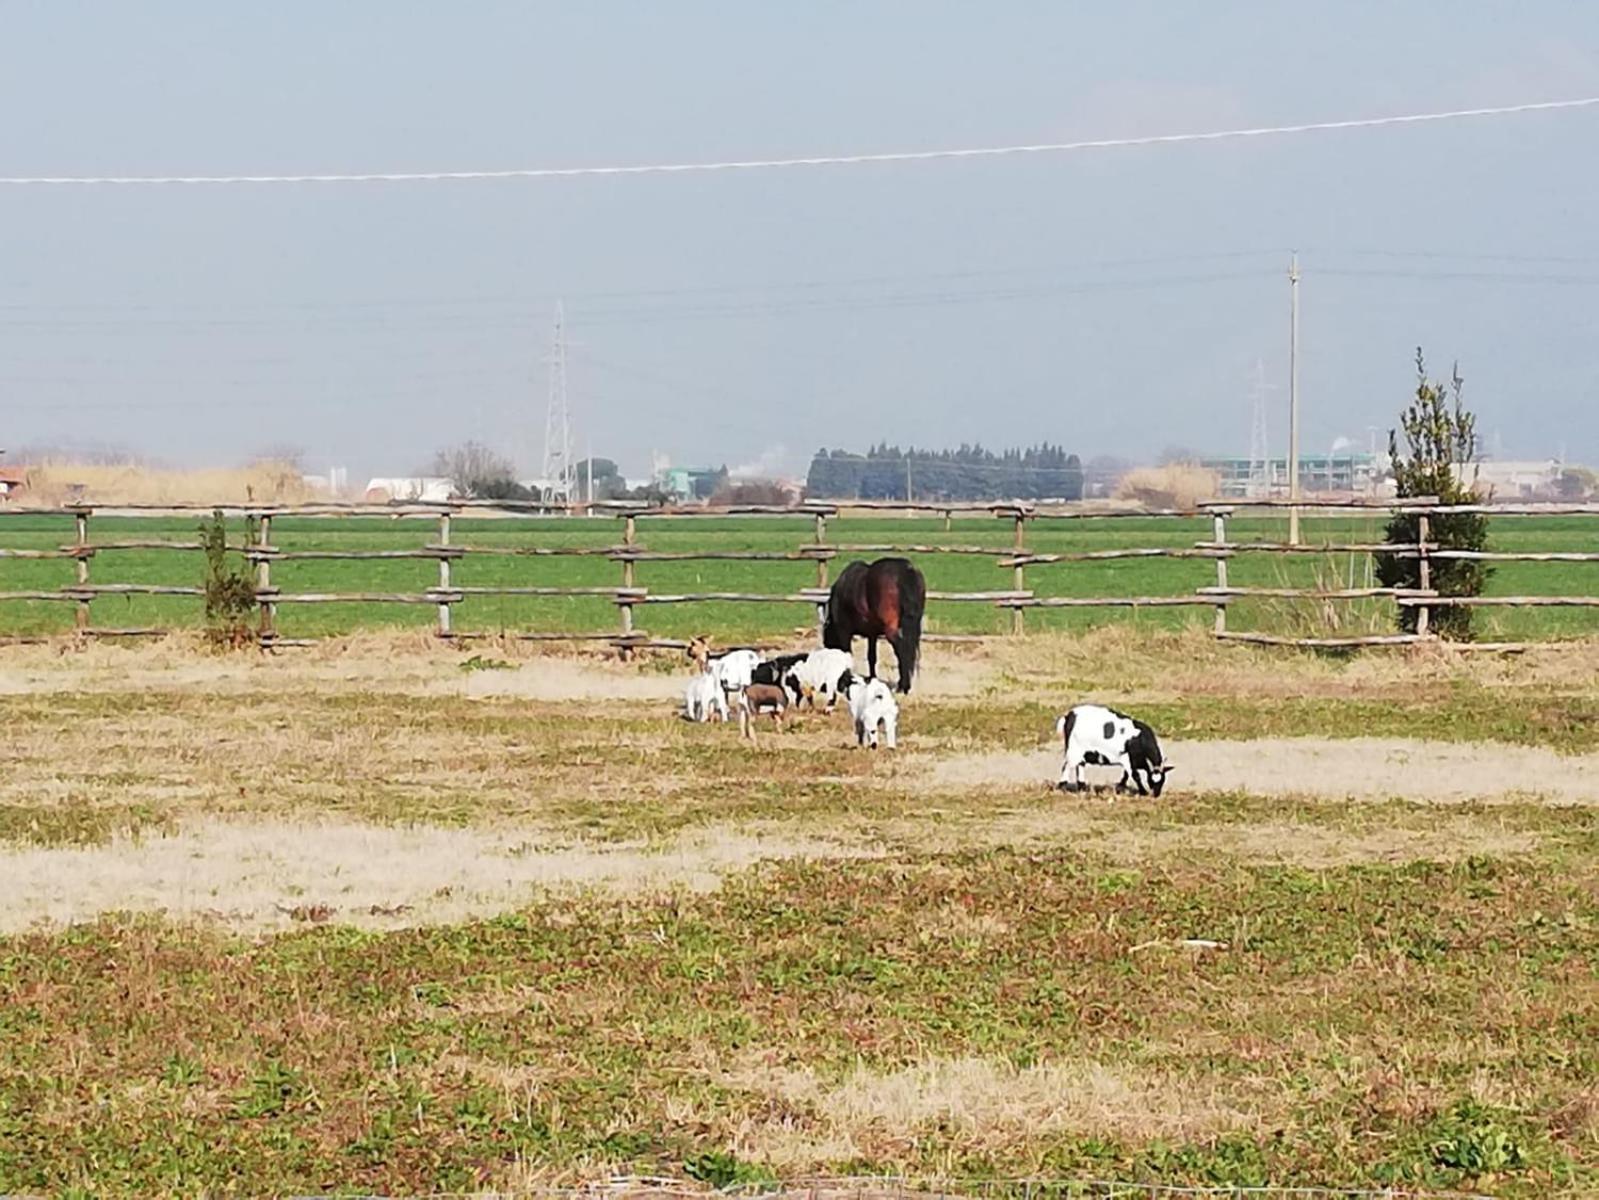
1060 753 1083 792
1115 755 1146 796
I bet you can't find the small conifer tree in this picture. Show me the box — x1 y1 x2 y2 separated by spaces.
1375 350 1491 639
199 510 258 647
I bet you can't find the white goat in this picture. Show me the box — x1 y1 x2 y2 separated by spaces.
683 673 728 723
686 637 762 693
847 676 899 749
708 648 761 692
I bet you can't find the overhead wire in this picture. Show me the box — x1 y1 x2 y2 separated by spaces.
1 97 1594 186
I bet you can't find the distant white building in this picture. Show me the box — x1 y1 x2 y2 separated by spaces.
1468 460 1562 500
301 466 350 496
363 476 453 503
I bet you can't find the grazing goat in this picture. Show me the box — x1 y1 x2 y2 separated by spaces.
683 673 728 723
751 652 807 688
847 676 899 750
737 682 789 740
1055 704 1172 796
782 648 855 711
686 637 762 692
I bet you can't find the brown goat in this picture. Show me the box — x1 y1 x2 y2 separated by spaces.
737 682 789 740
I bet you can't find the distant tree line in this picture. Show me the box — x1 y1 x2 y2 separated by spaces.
806 443 1083 501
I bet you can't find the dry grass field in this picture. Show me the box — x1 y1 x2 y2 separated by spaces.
0 629 1596 1196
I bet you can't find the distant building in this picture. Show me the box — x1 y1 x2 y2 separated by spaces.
301 467 349 496
1201 453 1386 499
1468 459 1563 500
362 476 453 503
657 465 723 502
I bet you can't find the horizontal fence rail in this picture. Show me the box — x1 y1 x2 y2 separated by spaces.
0 498 1592 650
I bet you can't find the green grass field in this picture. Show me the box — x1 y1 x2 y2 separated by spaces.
0 511 1595 641
0 632 1596 1196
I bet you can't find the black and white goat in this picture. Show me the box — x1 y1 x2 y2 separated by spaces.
1055 704 1172 796
751 652 807 688
782 648 854 711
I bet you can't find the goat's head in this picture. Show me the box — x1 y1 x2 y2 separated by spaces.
1146 761 1173 797
685 635 711 670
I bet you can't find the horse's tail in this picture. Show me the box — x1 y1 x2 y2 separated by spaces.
895 561 926 693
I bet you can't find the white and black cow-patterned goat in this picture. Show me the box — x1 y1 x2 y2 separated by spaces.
750 652 807 689
1055 703 1172 796
781 648 855 712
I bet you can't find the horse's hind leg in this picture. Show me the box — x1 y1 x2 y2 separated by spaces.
866 637 879 681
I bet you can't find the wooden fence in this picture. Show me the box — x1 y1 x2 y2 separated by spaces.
0 497 1595 650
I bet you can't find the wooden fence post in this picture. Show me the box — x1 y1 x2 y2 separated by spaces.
1010 510 1026 636
435 511 451 637
73 509 90 633
256 514 275 642
618 513 637 656
1212 510 1228 636
1415 512 1432 639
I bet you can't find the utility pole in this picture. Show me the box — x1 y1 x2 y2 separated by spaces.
586 437 594 507
905 455 913 504
1288 253 1302 544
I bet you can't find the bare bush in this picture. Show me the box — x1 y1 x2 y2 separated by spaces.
430 441 518 498
1113 464 1220 509
709 479 800 506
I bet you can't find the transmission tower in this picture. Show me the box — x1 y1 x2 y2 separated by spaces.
1247 359 1274 496
540 301 575 504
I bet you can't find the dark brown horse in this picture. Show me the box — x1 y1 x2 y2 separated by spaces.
822 557 926 693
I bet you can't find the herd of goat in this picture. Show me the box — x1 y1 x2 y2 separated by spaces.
679 634 1172 796
683 636 899 750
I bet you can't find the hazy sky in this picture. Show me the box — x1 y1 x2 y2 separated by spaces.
2 3 1597 483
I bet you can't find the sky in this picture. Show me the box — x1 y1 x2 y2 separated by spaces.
1 2 1597 485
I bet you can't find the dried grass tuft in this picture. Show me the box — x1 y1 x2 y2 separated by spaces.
728 1056 1262 1166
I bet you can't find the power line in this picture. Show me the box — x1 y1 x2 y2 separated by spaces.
0 250 1284 314
2 97 1595 186
1314 247 1599 266
0 269 1272 333
1313 266 1599 284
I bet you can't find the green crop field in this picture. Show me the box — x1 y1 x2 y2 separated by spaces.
0 511 1595 642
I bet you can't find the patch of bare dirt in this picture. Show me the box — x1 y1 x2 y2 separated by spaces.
456 657 685 702
0 821 880 934
1090 821 1539 868
917 737 1599 805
